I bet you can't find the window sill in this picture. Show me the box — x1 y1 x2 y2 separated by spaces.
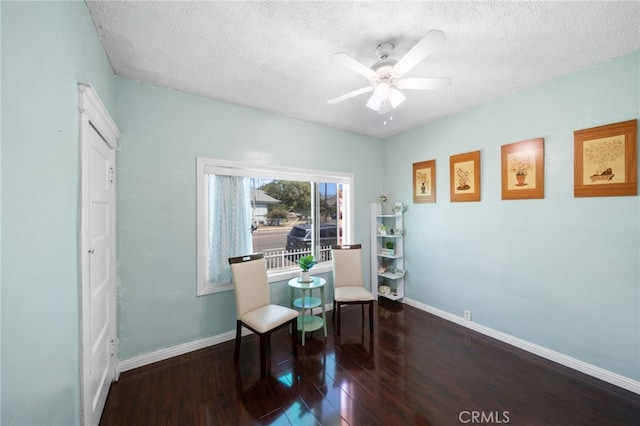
267 262 333 284
197 281 234 296
197 262 333 296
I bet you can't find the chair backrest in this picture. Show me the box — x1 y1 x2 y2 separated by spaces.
228 253 270 319
331 244 363 289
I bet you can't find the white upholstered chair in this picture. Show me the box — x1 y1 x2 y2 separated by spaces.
331 244 374 335
228 253 298 377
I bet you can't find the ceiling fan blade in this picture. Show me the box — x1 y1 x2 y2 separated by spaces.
393 30 446 76
396 77 452 90
332 52 377 79
327 86 374 104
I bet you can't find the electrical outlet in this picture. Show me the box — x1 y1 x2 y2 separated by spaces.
464 310 472 321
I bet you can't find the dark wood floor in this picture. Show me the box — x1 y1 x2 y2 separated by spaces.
100 300 640 425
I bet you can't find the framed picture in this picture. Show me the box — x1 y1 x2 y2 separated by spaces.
501 138 544 200
574 119 637 197
413 160 436 203
450 151 481 202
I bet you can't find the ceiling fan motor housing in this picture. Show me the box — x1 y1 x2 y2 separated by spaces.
370 60 399 87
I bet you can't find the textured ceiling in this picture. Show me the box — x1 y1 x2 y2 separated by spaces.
86 1 640 139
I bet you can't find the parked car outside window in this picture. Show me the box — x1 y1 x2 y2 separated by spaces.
286 223 337 251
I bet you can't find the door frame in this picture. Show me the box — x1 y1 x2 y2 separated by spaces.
78 83 121 426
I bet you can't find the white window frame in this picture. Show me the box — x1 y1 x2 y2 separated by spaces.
196 157 354 296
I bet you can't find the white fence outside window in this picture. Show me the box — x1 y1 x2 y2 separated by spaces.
263 245 333 270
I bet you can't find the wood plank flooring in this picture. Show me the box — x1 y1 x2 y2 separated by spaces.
100 300 640 425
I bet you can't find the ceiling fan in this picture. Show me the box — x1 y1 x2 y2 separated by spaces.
327 30 452 115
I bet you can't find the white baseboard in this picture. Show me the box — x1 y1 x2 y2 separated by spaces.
117 329 238 374
404 298 640 395
117 302 334 375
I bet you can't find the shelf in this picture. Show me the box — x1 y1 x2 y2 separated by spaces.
293 296 322 309
371 203 406 306
297 315 324 332
378 292 403 301
377 272 405 280
378 253 402 259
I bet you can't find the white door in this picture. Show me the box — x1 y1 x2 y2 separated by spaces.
79 84 120 426
87 126 116 422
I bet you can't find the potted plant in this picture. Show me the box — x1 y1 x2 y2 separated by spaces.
382 241 395 256
297 254 317 282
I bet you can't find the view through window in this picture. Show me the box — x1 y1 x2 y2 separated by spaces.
196 158 353 295
250 179 345 272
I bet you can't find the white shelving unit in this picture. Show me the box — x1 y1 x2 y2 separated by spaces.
370 203 405 301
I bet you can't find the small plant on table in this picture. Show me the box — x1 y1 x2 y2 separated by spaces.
297 255 317 282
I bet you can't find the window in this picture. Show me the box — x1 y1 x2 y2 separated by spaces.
197 158 353 295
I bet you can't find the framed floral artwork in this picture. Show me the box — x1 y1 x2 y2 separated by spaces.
413 159 436 203
501 138 544 200
574 119 637 197
450 151 480 202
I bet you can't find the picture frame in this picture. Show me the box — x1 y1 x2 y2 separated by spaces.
501 138 544 200
413 159 436 203
450 151 481 202
574 119 637 197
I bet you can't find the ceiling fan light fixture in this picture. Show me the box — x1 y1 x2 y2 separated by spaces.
366 93 382 111
373 81 391 100
377 98 393 115
368 85 405 113
389 88 406 108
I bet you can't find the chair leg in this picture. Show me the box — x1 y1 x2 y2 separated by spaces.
267 334 272 357
361 304 365 324
332 300 336 322
369 302 374 334
234 321 242 361
336 303 341 336
259 333 268 378
291 318 298 358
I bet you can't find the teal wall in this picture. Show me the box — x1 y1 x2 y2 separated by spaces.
383 52 640 380
1 2 117 425
114 79 382 359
